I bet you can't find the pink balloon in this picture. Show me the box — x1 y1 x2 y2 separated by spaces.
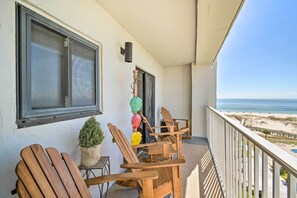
131 114 141 129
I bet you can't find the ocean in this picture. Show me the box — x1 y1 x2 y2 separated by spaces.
217 99 297 114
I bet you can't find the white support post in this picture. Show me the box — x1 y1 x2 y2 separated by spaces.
273 161 280 198
243 136 247 198
288 173 297 198
226 124 232 198
235 130 239 198
248 141 252 198
238 133 242 198
224 122 227 196
231 128 234 198
207 109 212 149
262 153 268 198
254 146 260 198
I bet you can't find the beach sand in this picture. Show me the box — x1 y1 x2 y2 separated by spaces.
223 112 297 157
224 112 297 134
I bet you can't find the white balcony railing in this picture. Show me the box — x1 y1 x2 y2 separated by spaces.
207 107 297 198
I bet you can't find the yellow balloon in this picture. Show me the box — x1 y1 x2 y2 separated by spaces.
131 131 142 146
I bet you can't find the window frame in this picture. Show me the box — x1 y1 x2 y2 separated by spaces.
16 4 103 128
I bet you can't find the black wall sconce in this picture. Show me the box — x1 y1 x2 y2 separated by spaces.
120 42 133 63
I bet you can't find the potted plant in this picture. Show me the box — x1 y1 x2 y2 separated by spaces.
79 116 104 167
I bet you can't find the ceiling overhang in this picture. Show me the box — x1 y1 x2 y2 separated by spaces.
196 0 245 65
95 0 244 67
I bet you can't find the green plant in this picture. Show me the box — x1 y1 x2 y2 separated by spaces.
280 167 288 181
262 129 271 139
79 117 104 148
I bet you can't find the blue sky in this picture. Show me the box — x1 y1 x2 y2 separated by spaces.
217 0 297 99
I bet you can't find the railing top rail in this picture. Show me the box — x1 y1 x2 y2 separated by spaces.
208 106 297 178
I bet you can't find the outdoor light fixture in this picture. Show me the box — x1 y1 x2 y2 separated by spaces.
120 42 133 63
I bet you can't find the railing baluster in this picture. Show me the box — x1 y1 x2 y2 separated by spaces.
243 136 247 198
238 133 242 198
262 153 268 198
227 124 232 198
273 161 280 198
224 123 228 197
231 128 235 198
248 141 252 198
207 108 212 148
235 130 239 198
254 146 259 198
222 119 226 195
288 173 297 198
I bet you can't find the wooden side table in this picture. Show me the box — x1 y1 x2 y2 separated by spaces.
78 156 110 198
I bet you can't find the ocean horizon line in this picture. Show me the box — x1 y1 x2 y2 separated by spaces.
217 98 297 115
217 98 297 100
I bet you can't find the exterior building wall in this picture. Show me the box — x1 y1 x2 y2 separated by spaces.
191 62 217 137
162 65 192 120
0 0 164 196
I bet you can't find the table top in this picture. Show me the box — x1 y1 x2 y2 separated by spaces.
78 156 109 170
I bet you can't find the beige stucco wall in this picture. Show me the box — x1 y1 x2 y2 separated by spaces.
191 62 217 137
0 0 164 196
162 63 217 138
162 65 192 119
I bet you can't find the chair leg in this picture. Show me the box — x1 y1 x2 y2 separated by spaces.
172 166 182 197
186 121 191 139
176 134 182 159
186 131 191 139
162 144 169 160
142 179 154 198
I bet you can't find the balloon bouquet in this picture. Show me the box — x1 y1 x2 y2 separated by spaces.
130 70 143 146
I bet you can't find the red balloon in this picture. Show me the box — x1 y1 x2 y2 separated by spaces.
131 114 141 129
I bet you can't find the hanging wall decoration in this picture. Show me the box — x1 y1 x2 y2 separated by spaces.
131 113 141 130
130 69 142 146
130 97 143 113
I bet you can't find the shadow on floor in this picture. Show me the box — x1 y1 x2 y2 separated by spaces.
106 137 223 198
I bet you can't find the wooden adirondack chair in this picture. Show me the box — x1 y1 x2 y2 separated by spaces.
161 107 191 139
140 114 184 159
107 123 185 198
14 144 159 198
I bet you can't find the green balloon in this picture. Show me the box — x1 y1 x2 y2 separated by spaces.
130 97 143 113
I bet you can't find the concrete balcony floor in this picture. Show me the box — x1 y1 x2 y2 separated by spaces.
106 137 223 198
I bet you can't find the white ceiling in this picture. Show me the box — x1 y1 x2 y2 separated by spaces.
95 0 244 67
196 0 244 65
95 0 196 67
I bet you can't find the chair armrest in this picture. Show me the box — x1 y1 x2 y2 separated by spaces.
152 132 185 136
164 121 182 129
132 141 171 149
120 159 185 169
85 171 158 187
151 125 174 130
163 120 180 124
173 118 191 122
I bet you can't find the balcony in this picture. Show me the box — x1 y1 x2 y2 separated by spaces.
105 107 297 197
2 0 294 197
207 107 297 198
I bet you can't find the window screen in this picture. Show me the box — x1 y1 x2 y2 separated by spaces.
31 21 67 109
71 39 96 107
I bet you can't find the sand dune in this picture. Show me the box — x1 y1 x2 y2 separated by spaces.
224 112 297 134
223 112 297 158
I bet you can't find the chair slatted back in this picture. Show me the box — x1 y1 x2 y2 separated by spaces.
15 144 91 198
161 107 175 131
107 123 140 168
140 114 158 142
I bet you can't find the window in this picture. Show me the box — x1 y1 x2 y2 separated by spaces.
16 4 102 128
